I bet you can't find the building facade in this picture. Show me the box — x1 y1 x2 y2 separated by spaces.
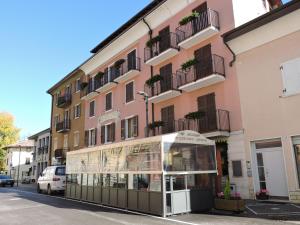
224 0 300 201
47 69 86 166
28 128 50 181
3 140 35 182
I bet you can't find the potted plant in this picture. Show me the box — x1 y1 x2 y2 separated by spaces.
148 121 164 130
145 74 163 87
181 58 197 71
146 35 161 48
256 189 269 200
80 82 88 90
214 178 245 212
179 11 200 26
114 59 125 68
184 111 205 120
95 71 104 79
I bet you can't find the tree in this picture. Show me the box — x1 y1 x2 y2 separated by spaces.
0 112 20 171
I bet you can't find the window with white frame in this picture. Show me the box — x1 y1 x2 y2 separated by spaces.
121 116 138 140
125 81 134 103
101 123 115 144
74 131 80 147
88 129 96 146
75 78 81 92
89 100 95 117
281 57 300 96
74 104 81 119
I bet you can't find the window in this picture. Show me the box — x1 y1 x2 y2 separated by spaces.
121 116 138 140
125 81 134 103
101 123 115 144
74 131 80 147
55 167 65 176
42 138 45 147
55 91 60 105
63 135 68 148
281 57 300 96
74 104 81 119
25 158 30 165
232 160 243 177
105 92 112 111
39 139 42 148
54 115 60 127
45 136 49 147
292 136 300 187
89 101 95 117
75 78 81 92
88 129 97 147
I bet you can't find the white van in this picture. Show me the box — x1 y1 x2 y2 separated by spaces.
37 166 66 194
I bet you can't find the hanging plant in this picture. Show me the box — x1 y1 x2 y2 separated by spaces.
181 58 197 71
179 11 200 26
146 35 161 48
148 121 165 130
184 111 205 120
145 74 163 87
95 71 104 80
80 82 88 90
114 59 125 68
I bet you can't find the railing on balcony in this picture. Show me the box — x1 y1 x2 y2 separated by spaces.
176 9 220 44
144 74 178 98
144 32 179 63
176 55 225 87
112 57 141 80
57 94 72 108
54 148 68 159
94 69 117 90
56 119 71 133
147 109 230 137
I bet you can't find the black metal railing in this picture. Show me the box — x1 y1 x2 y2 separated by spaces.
57 94 72 108
94 69 117 90
144 73 178 98
176 9 220 44
144 32 179 62
147 109 230 137
176 55 225 87
112 57 141 80
56 119 71 133
54 148 68 159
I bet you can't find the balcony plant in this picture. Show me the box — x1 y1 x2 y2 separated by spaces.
114 59 125 68
80 82 88 90
148 121 164 130
214 178 245 212
256 189 269 200
146 35 161 48
184 111 205 120
95 71 104 79
179 11 200 26
145 74 163 87
181 58 197 71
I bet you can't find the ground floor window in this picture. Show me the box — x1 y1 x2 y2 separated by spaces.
292 136 300 187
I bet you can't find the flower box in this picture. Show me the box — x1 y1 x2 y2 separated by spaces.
214 198 245 212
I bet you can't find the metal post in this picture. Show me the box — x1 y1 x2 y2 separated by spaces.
16 145 21 187
145 95 149 137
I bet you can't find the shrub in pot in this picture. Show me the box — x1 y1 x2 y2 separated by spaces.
256 189 269 200
179 11 200 26
146 35 161 48
145 74 163 87
181 58 197 71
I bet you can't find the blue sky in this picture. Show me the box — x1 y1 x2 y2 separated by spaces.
0 0 290 139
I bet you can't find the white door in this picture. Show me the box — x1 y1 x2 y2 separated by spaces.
256 147 288 197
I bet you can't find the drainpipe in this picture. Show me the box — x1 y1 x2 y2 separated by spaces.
49 95 54 166
142 18 155 124
223 39 236 67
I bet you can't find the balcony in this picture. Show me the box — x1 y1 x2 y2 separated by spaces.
145 74 181 104
147 109 230 137
54 148 67 159
57 94 72 108
176 55 225 92
80 79 98 100
144 32 179 66
176 9 220 49
113 57 141 83
56 120 71 133
95 70 117 93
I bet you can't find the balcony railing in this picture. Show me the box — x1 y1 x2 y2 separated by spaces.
113 57 141 83
144 32 179 63
56 120 71 133
176 55 225 88
57 94 72 108
147 109 230 137
54 148 68 159
176 9 220 45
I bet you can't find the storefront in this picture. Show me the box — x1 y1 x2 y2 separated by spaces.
65 130 217 217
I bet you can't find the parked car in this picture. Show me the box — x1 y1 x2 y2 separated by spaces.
22 176 31 184
37 166 66 195
0 175 14 187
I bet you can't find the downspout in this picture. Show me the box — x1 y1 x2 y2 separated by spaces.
49 95 54 166
142 18 155 124
223 38 236 67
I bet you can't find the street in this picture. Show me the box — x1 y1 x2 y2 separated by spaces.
0 186 297 225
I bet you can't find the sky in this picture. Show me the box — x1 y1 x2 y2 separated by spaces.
0 0 291 139
0 0 151 139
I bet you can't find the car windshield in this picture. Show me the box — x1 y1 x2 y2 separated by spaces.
55 167 65 176
0 175 11 179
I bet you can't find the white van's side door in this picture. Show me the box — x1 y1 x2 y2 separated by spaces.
40 168 48 190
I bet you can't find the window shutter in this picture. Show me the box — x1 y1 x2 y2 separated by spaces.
111 123 116 142
78 104 81 117
101 126 105 144
73 106 75 119
133 116 138 137
281 58 300 96
121 119 125 140
94 128 97 146
84 131 89 147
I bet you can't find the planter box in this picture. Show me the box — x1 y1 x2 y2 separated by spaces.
214 198 245 212
256 194 269 200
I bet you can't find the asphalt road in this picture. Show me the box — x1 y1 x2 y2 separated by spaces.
0 187 297 225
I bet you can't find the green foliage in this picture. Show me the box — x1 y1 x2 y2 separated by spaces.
146 35 161 48
148 121 164 130
80 82 88 90
95 71 105 79
0 112 20 171
224 178 231 200
145 74 163 87
179 11 200 26
184 111 205 120
181 58 197 70
114 59 125 68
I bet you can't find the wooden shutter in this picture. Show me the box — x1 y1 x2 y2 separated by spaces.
126 82 134 103
161 105 174 134
101 126 105 144
194 44 212 79
127 50 136 71
159 26 170 53
78 104 81 117
133 116 138 137
94 128 97 146
106 93 112 111
197 93 216 132
160 63 172 92
111 123 115 142
84 131 89 147
121 119 125 140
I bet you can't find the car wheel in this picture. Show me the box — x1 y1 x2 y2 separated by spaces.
47 184 52 195
10 183 14 187
37 184 41 193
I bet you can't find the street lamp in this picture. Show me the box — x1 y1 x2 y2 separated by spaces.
137 91 149 137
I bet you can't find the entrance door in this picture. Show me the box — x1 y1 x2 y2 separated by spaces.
159 26 170 53
255 144 288 197
194 44 212 80
197 93 217 133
